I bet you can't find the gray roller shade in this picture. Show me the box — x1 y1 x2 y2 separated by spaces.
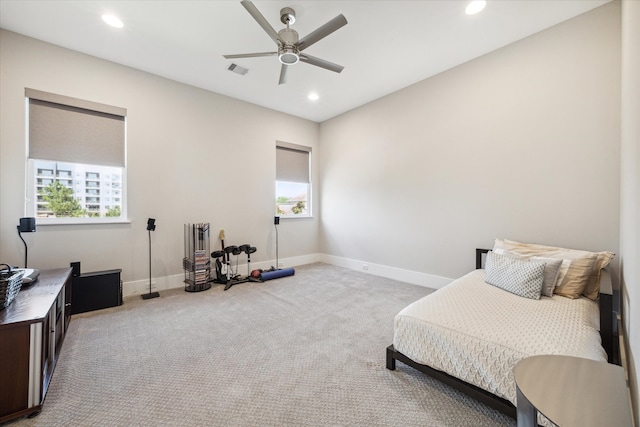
26 88 126 167
276 141 310 183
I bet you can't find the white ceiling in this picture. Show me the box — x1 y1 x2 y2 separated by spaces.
0 0 611 123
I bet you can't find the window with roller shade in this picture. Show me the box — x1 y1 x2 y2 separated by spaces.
276 141 311 217
25 88 127 223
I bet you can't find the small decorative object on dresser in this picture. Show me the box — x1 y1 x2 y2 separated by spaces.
0 264 25 309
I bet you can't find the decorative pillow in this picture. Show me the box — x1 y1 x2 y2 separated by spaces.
484 251 545 300
493 238 614 300
493 249 562 297
532 256 563 297
582 251 615 300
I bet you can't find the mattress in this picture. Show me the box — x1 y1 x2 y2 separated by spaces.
393 269 607 405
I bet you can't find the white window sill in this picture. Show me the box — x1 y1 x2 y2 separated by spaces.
35 218 132 226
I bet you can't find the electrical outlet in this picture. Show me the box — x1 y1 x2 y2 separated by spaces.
362 264 369 271
278 262 284 268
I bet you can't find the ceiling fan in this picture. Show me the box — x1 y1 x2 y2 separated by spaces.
223 0 347 85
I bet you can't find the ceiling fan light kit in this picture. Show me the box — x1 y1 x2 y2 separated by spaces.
223 0 347 85
279 47 299 65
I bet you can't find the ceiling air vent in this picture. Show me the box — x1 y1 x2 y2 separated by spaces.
228 63 249 76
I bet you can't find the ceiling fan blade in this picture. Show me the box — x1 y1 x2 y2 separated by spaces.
241 0 281 45
297 14 348 51
223 52 277 59
279 64 288 85
299 53 344 73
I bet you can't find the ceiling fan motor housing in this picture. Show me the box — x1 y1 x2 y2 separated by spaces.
278 28 299 64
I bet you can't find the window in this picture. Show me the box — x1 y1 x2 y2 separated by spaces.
25 88 127 223
276 141 311 217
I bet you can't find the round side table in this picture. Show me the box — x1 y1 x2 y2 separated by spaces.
514 355 633 427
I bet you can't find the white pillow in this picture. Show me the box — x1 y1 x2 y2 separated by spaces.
484 251 546 300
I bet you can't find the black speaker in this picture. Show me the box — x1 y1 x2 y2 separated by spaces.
274 216 280 225
70 261 81 277
143 218 159 300
18 217 36 232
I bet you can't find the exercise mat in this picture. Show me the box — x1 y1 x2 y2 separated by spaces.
260 268 295 281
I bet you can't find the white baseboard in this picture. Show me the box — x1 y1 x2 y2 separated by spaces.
124 273 184 298
123 253 450 297
318 254 453 289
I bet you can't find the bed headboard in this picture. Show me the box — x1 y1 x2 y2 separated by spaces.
475 248 619 365
475 248 489 269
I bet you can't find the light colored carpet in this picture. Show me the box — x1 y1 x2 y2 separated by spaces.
6 263 515 427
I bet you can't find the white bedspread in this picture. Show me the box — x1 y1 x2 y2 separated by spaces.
393 269 607 405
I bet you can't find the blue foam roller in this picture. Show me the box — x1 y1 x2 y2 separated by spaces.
260 268 295 281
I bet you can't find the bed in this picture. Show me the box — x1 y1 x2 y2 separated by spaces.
386 240 619 419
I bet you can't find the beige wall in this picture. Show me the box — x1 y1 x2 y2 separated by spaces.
0 29 320 294
319 2 621 281
621 1 640 422
320 0 640 418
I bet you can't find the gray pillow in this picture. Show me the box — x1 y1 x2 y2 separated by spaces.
484 251 545 300
531 256 563 297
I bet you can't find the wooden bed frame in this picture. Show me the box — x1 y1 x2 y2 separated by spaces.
386 248 620 419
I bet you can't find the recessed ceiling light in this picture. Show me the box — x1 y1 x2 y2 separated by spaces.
102 14 124 28
465 0 486 15
308 93 319 101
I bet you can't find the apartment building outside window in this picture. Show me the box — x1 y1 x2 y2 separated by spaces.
32 161 123 218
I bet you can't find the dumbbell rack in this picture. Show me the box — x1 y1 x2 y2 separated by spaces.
183 223 211 292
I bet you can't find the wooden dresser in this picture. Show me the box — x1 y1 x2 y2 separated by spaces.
0 268 72 423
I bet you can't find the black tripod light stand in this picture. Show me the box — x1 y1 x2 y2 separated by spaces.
142 218 160 300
